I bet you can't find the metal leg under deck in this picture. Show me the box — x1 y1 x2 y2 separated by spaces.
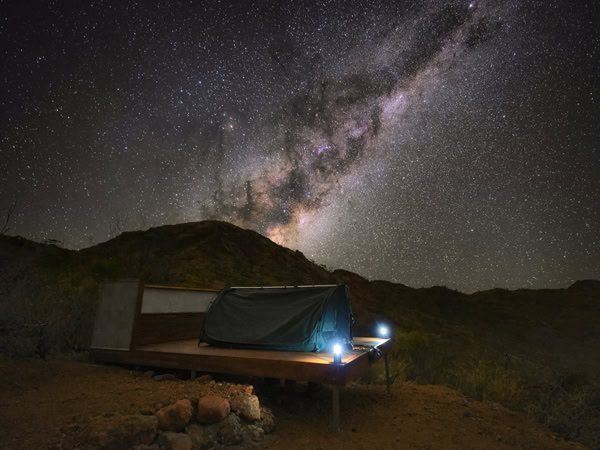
332 385 340 432
384 354 391 396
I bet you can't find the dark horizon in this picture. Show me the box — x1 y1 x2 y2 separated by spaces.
1 0 599 292
2 219 597 295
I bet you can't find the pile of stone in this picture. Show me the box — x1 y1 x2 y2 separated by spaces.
82 382 275 449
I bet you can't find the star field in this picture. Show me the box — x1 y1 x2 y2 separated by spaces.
1 0 599 292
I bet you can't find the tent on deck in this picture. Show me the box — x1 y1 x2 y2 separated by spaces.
199 285 353 352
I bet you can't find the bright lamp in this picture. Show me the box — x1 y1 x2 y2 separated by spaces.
333 343 342 364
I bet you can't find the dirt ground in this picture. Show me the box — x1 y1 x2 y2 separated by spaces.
0 358 583 450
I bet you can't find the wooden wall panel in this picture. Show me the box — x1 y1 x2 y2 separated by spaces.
131 313 205 347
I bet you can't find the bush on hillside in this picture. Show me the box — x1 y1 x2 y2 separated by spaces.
0 255 108 358
526 373 600 449
0 276 97 358
359 326 599 449
359 329 449 385
448 358 524 408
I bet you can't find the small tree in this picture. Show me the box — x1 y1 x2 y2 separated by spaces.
108 213 129 239
0 198 17 235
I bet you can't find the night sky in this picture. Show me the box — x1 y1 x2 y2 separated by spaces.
1 0 599 292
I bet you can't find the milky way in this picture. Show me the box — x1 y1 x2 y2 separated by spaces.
1 0 599 292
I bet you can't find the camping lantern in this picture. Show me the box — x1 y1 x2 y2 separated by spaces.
333 343 342 364
378 325 389 338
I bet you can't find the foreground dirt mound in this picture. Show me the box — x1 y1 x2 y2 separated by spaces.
0 359 582 449
263 383 583 450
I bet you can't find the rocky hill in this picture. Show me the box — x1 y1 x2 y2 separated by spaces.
1 221 599 447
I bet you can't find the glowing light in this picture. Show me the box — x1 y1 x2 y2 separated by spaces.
333 343 342 364
379 326 389 337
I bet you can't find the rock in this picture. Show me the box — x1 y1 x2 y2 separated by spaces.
230 395 260 422
217 414 244 446
157 431 192 450
246 425 264 442
143 370 155 378
196 395 230 424
86 414 158 448
259 406 275 434
60 423 80 435
154 373 177 382
196 374 213 383
229 384 254 396
185 423 218 450
156 399 193 432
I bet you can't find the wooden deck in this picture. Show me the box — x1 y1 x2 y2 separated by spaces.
91 337 392 385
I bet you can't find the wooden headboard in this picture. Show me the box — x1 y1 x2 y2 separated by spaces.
130 283 219 348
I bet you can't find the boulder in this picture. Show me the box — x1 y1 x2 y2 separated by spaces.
153 373 177 382
156 400 193 432
230 394 260 422
229 384 254 396
217 414 244 446
246 424 264 442
259 406 275 434
185 423 218 450
196 395 230 424
86 413 158 448
157 431 192 450
196 374 212 383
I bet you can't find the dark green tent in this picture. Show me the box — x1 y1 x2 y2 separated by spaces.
199 285 353 352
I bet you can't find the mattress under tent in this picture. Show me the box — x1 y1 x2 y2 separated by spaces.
90 279 392 430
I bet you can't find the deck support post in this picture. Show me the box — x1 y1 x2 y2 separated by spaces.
190 369 197 380
384 353 391 396
332 386 340 432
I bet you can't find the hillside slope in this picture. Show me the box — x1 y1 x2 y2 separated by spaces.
1 221 598 378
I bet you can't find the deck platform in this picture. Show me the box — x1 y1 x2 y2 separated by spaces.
90 281 392 430
91 337 391 386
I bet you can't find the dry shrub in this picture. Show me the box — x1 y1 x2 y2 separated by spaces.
449 359 524 408
526 373 600 449
392 330 451 384
360 329 451 385
0 270 98 358
369 328 600 449
359 356 410 385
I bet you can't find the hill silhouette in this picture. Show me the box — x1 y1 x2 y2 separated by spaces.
1 220 599 447
569 279 600 290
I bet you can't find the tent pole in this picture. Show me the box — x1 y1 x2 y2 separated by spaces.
332 386 340 432
384 354 391 396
